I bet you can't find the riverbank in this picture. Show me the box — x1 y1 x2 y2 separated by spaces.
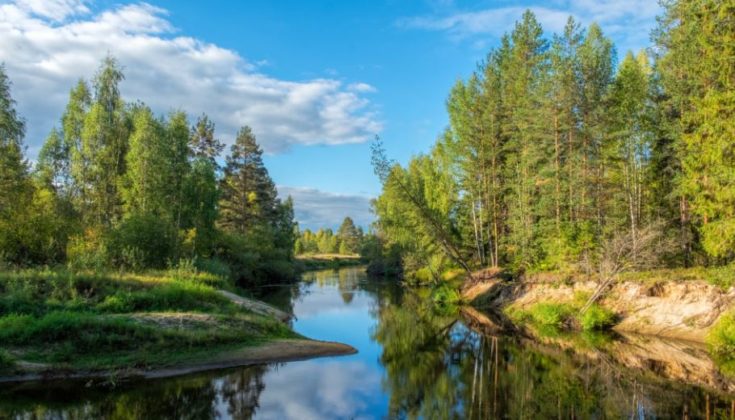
464 268 735 343
295 253 364 271
0 269 355 382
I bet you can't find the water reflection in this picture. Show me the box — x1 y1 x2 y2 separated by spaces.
1 267 734 419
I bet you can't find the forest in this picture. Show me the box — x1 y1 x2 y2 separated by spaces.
0 57 297 287
368 2 735 284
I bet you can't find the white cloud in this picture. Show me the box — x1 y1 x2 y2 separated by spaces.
398 0 661 54
0 1 382 154
277 186 374 231
14 0 88 21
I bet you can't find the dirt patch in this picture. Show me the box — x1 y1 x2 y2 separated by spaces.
129 312 220 329
218 290 292 322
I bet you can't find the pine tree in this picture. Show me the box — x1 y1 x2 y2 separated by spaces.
605 52 654 248
655 0 735 261
499 11 549 269
219 126 278 234
190 114 224 165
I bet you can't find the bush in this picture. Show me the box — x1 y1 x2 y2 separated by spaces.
708 310 735 356
107 213 176 270
0 349 14 371
579 305 616 331
432 285 462 306
527 302 573 327
705 263 735 290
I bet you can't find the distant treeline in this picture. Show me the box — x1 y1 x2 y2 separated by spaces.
370 2 735 280
0 57 296 286
295 217 364 255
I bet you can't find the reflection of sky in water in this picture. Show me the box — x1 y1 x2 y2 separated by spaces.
254 272 389 419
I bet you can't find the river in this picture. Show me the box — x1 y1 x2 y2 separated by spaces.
1 266 734 419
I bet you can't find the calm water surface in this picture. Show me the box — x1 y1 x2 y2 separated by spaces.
1 267 734 419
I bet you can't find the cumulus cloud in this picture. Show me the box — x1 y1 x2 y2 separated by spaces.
277 186 374 231
398 0 661 54
0 0 382 154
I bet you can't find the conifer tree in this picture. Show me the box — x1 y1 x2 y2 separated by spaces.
219 126 278 234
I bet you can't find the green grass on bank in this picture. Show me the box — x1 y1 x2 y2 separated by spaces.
506 298 616 332
0 268 297 374
295 253 363 271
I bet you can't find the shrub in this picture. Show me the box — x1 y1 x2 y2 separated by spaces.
107 213 176 270
0 349 14 371
705 263 735 290
432 285 461 306
578 305 616 331
527 302 573 327
708 310 735 356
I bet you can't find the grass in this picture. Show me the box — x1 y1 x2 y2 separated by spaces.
579 305 616 331
506 300 616 332
707 310 735 357
707 310 735 376
0 268 297 374
295 253 363 270
617 264 735 290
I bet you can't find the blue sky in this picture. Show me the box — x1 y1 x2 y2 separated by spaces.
0 0 662 229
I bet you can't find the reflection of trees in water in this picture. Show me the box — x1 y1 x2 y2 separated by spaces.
372 292 735 419
0 365 270 419
219 365 268 419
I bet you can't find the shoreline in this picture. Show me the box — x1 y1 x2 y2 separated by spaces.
0 338 357 384
464 273 735 343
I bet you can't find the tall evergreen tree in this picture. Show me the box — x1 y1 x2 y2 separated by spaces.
605 52 654 247
190 114 224 165
219 126 278 234
655 0 735 261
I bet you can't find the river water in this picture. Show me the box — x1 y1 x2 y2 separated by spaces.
1 267 734 419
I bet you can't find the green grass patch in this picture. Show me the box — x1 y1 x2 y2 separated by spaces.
707 310 735 357
579 305 616 331
707 310 735 376
506 300 617 332
527 303 574 327
0 268 297 373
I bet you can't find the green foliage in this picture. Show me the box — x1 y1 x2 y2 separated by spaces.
704 263 735 290
579 305 616 331
0 55 296 284
431 285 462 307
525 303 574 327
107 213 176 270
0 350 13 372
0 268 295 369
707 310 735 358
